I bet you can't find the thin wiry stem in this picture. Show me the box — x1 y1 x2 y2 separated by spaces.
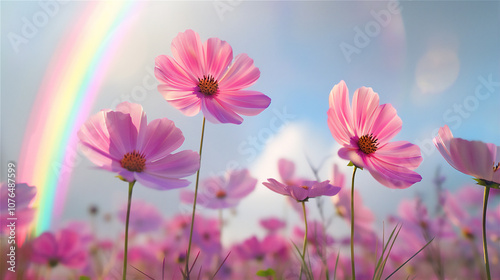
300 201 309 279
350 166 358 280
482 186 491 280
122 180 136 280
185 117 206 279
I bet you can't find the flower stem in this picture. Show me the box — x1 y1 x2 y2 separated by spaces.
300 201 308 279
185 117 206 279
482 186 491 280
350 166 358 280
122 180 135 280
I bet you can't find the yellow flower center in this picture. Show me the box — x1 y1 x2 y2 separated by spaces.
300 185 309 190
120 151 146 172
198 75 218 95
358 134 378 154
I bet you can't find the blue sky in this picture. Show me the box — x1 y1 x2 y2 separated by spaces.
2 1 499 242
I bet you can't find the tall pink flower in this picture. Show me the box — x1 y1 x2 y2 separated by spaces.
78 102 200 190
263 179 341 202
31 229 88 269
180 169 257 209
434 125 500 187
117 200 163 233
434 125 499 280
327 80 423 189
155 29 271 124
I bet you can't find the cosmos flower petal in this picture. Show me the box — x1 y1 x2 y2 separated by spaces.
201 97 243 124
225 169 257 198
449 138 496 182
287 185 309 201
352 86 380 136
146 150 200 177
369 103 402 145
155 54 197 87
59 251 88 268
308 181 341 198
56 229 80 258
117 170 136 182
327 81 355 146
219 53 260 91
139 118 185 161
366 157 423 189
134 172 191 190
262 179 290 196
157 86 202 116
170 29 205 78
31 232 58 262
105 111 138 155
376 141 423 170
116 102 148 135
278 158 296 183
204 37 233 80
338 147 366 169
433 125 456 168
77 111 122 166
216 90 271 116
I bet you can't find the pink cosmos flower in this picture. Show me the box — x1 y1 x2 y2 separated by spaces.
260 217 286 233
180 169 257 209
191 214 221 256
78 102 200 190
0 183 36 235
117 200 163 233
235 235 290 262
263 179 341 202
30 229 88 269
433 125 500 187
155 29 271 124
327 80 423 189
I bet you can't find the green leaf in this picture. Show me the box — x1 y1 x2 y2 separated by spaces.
347 161 363 170
384 237 435 279
256 268 276 277
79 277 91 280
474 178 500 189
116 175 129 182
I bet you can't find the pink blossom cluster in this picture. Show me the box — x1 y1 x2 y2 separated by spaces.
1 168 499 279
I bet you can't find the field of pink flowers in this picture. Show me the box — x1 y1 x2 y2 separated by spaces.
1 29 499 280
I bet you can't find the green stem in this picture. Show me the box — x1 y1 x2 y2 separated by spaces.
300 201 308 279
350 166 358 280
185 117 206 279
482 186 491 280
122 180 135 280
